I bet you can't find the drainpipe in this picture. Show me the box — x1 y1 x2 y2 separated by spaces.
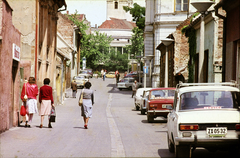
35 0 38 80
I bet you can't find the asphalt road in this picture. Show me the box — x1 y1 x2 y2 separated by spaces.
0 78 239 157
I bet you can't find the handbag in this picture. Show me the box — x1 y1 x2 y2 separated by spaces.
23 83 28 102
49 106 56 122
79 89 84 106
20 104 26 116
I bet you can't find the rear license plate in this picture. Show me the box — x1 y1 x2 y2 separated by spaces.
206 127 227 136
162 104 171 108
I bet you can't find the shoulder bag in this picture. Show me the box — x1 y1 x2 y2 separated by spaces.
23 83 28 102
79 89 84 106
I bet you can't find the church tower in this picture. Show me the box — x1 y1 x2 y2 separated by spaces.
107 0 133 21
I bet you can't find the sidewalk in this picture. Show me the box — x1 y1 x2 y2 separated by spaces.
0 78 112 157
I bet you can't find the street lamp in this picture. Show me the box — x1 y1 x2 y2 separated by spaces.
161 38 174 88
191 1 214 82
136 56 143 83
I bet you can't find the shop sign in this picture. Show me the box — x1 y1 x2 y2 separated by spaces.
13 43 20 61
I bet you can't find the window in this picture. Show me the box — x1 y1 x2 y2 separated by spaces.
114 1 118 9
176 0 189 12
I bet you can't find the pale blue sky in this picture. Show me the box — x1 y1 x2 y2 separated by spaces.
63 0 145 27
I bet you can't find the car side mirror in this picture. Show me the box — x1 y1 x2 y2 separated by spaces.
166 105 173 110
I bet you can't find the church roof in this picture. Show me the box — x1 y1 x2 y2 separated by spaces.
99 18 136 29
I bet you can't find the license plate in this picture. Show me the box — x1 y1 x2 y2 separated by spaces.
206 127 227 136
162 104 171 108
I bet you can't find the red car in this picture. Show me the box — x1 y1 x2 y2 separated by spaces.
146 88 176 123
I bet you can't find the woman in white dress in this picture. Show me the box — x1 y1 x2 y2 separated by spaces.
79 82 94 129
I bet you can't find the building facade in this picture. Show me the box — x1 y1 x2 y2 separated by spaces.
8 0 67 106
0 0 21 133
144 0 197 87
215 0 240 85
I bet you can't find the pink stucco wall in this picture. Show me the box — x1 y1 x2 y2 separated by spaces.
0 0 21 133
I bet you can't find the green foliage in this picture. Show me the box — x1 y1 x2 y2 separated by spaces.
123 3 145 31
68 11 113 70
104 49 129 71
125 27 144 58
184 28 196 83
190 12 200 22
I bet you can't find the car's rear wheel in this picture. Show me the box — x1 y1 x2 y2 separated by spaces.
167 133 174 153
119 88 122 91
140 109 145 115
135 104 140 111
175 145 191 158
147 113 154 123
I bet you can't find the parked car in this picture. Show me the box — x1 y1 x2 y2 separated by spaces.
146 88 175 122
84 68 93 78
71 76 86 89
117 77 142 90
134 88 152 111
79 70 91 79
139 89 151 115
105 71 115 78
167 82 240 157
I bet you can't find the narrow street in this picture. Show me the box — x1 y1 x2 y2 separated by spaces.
0 78 239 157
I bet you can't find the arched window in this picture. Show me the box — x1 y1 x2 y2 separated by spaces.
114 1 118 9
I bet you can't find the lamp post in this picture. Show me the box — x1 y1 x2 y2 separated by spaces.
145 55 154 87
136 56 143 83
161 38 174 88
191 1 214 82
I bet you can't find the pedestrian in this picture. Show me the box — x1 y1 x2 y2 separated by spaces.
132 80 138 98
79 81 94 129
20 77 38 127
101 69 104 79
103 70 106 81
115 71 120 85
71 80 77 98
39 78 55 128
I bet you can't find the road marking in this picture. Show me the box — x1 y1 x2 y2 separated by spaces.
106 93 125 157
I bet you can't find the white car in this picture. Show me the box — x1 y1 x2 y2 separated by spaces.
134 88 152 110
167 82 240 157
139 89 151 115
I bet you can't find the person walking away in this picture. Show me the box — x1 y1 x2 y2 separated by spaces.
79 81 94 129
21 77 38 127
39 78 55 128
103 70 106 81
132 80 138 98
101 69 104 79
115 72 120 85
71 81 77 98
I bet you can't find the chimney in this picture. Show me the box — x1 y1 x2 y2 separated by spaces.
66 10 69 15
95 24 98 28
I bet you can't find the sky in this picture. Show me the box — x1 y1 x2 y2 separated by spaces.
63 0 145 27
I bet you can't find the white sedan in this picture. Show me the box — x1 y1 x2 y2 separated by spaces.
167 82 240 158
134 88 152 110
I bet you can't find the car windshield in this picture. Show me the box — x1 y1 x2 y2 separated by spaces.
73 76 84 80
180 91 240 110
123 78 134 82
80 71 88 74
150 90 175 99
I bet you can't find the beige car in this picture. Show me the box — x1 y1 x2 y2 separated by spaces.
105 71 115 78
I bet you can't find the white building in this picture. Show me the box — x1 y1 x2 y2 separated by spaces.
144 0 198 87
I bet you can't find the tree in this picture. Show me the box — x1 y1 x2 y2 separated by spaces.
123 3 145 31
125 27 144 58
68 11 113 70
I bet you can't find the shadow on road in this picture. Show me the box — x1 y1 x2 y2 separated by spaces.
141 119 167 124
158 149 175 158
107 83 132 95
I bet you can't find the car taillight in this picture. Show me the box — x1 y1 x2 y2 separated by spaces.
236 124 240 131
149 104 157 108
179 124 199 131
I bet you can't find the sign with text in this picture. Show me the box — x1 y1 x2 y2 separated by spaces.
143 66 148 74
13 43 20 61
